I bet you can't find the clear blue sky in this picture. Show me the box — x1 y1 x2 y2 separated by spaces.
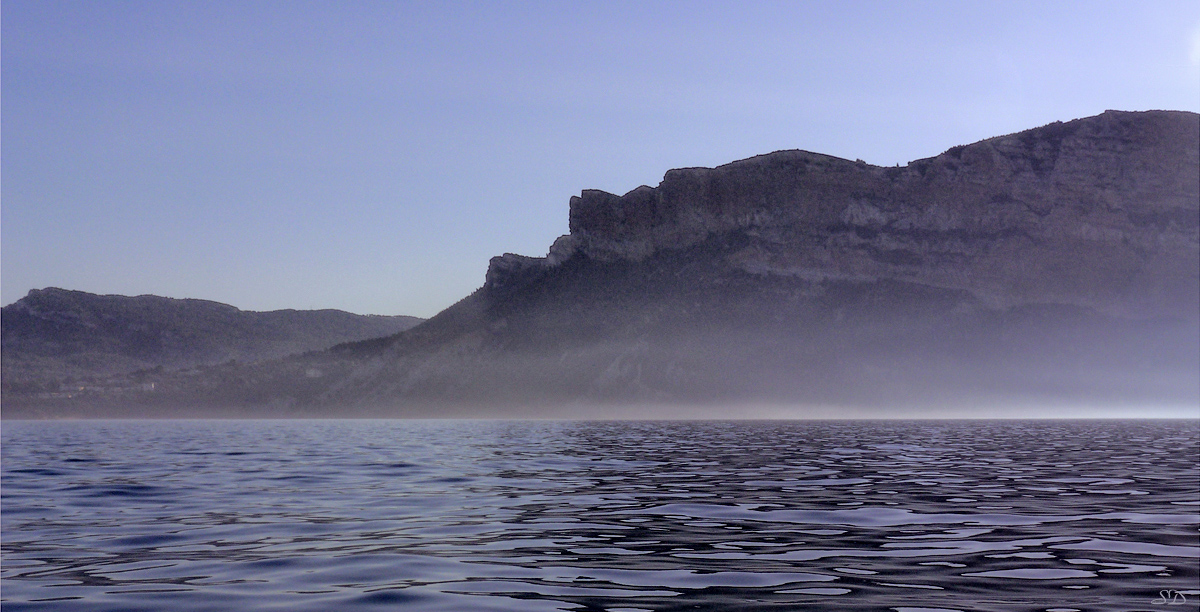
4 1 1199 317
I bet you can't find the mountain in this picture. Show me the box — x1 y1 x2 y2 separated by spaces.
7 110 1198 418
1 288 423 394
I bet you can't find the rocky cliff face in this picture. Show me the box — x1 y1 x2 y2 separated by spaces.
493 110 1198 320
8 111 1196 417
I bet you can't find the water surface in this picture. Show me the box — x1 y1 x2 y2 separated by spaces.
2 419 1197 611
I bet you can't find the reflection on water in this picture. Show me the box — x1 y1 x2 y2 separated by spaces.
2 419 1197 611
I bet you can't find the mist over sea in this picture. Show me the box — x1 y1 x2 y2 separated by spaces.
2 419 1197 611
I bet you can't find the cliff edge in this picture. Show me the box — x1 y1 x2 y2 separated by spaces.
492 110 1198 321
8 111 1197 417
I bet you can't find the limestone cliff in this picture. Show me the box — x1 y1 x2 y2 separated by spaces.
493 110 1198 320
321 109 1193 413
9 111 1197 417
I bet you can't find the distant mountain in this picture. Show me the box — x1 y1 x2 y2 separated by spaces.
8 110 1198 417
1 288 423 393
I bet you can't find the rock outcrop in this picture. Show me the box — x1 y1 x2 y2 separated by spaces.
9 110 1197 417
491 110 1198 320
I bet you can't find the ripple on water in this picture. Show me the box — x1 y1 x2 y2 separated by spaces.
961 568 1098 579
2 419 1196 612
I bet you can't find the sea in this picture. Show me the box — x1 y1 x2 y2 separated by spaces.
1 419 1197 612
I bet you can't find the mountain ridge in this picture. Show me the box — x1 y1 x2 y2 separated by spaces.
489 110 1198 320
5 110 1197 417
1 287 424 394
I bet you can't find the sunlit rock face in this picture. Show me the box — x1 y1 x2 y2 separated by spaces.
561 110 1198 320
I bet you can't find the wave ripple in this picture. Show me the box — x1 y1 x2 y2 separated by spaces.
3 419 1197 611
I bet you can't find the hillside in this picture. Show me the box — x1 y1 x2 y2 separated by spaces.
7 110 1197 417
1 288 423 395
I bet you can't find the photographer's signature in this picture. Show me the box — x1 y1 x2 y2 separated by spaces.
1152 589 1188 605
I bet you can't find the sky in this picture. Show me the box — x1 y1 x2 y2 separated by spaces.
3 1 1199 318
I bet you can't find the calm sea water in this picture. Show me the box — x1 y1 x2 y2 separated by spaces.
2 419 1197 612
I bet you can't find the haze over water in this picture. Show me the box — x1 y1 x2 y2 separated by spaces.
2 418 1197 611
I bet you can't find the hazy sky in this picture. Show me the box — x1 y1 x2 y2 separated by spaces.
4 1 1199 317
